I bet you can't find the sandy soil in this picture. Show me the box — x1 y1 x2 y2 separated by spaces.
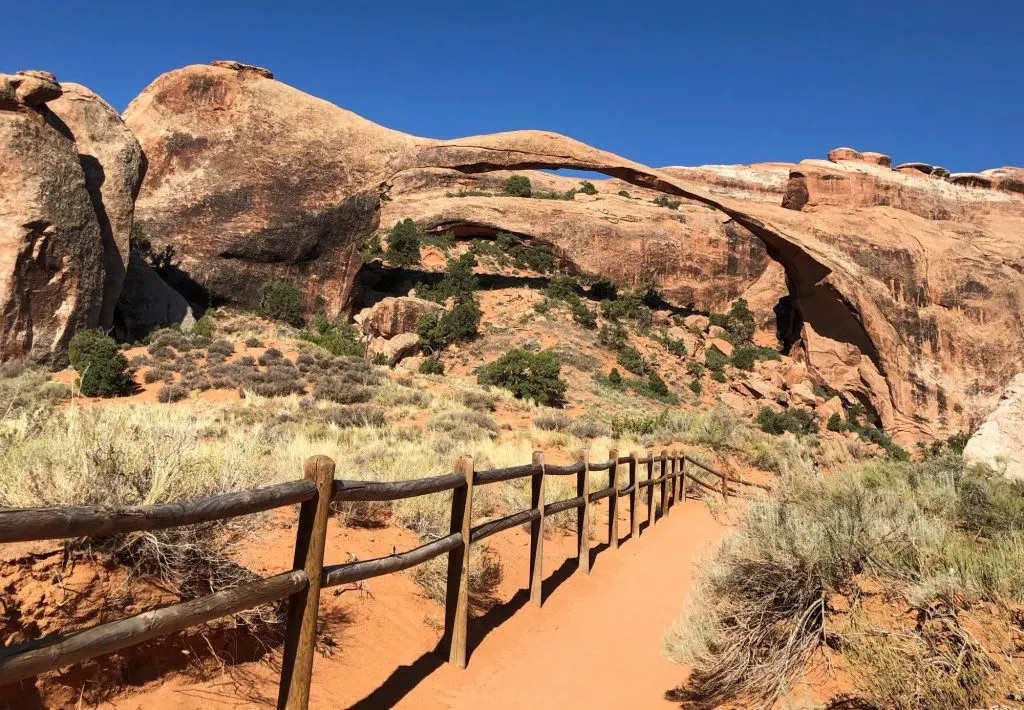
99 497 723 710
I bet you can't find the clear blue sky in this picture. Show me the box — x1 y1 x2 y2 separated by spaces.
4 0 1021 173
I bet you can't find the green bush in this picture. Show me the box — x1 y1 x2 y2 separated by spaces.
687 361 706 378
705 348 729 373
501 175 533 197
570 301 597 329
477 349 567 406
191 316 214 338
418 300 481 351
827 412 844 431
709 298 757 346
421 230 455 251
417 252 479 304
607 367 623 387
652 195 681 210
578 180 598 195
616 346 646 376
755 407 818 436
601 291 650 327
647 369 669 396
711 371 726 383
68 331 133 397
259 280 304 327
299 317 366 357
419 357 444 375
598 322 628 351
385 218 421 266
544 275 579 302
654 333 687 357
617 190 631 198
688 379 702 395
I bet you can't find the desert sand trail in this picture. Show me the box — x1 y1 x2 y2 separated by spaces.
106 499 723 710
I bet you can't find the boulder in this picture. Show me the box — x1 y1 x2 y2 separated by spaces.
789 381 818 407
0 84 105 366
13 70 62 106
47 83 144 329
683 314 709 331
963 374 1024 480
367 332 420 365
707 338 734 358
355 297 444 339
115 251 195 340
741 378 783 401
827 147 892 168
708 325 727 339
817 396 845 424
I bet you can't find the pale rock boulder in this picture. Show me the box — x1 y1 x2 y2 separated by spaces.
366 332 420 366
708 325 726 339
47 83 144 329
707 338 734 358
963 374 1024 480
355 297 444 339
789 381 818 407
818 396 845 424
115 251 195 340
684 314 709 331
0 79 105 366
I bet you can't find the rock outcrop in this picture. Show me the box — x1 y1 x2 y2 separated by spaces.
124 63 1024 443
963 374 1024 480
355 296 443 339
47 83 144 328
0 74 105 366
115 251 195 340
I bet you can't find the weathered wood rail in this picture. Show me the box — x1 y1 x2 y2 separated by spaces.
0 450 764 708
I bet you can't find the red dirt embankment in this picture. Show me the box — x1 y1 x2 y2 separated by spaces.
100 499 723 709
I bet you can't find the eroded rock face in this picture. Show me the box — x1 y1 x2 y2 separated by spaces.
355 296 443 339
963 374 1024 480
125 63 1024 443
47 83 144 328
0 78 105 366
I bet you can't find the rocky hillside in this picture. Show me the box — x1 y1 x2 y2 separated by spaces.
2 61 1023 451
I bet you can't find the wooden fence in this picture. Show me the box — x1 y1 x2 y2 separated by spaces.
0 449 766 709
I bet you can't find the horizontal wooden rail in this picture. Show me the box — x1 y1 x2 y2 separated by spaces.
543 462 586 475
0 480 317 544
321 533 463 588
332 473 464 502
470 509 540 543
681 454 770 491
544 495 585 516
588 486 615 503
618 482 635 496
474 463 541 485
588 460 614 472
0 570 306 686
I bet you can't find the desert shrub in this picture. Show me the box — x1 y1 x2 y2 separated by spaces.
610 411 671 438
711 370 726 383
607 367 623 387
419 357 444 375
570 300 597 329
157 384 188 403
601 291 650 328
647 370 670 397
687 361 706 378
616 346 646 376
191 316 215 338
568 418 612 439
617 190 631 198
688 379 702 395
413 544 502 609
300 317 366 357
653 333 687 357
457 388 498 412
709 298 757 346
730 345 779 370
543 275 579 302
598 322 628 351
418 300 481 351
665 453 1024 708
257 347 284 366
827 412 844 431
143 366 174 384
259 280 304 327
754 406 817 436
704 348 728 373
428 408 500 440
0 366 70 416
319 405 387 429
533 408 570 431
476 349 567 407
630 370 678 404
68 330 133 397
652 195 681 210
578 180 598 195
311 377 372 404
421 229 455 251
384 218 421 266
244 337 263 348
500 174 532 197
206 339 235 357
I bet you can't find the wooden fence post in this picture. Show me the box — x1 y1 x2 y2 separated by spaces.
278 456 336 710
629 451 640 540
721 469 729 503
678 455 687 505
608 448 619 550
529 451 545 608
441 455 475 668
577 450 591 575
660 449 670 519
646 450 656 528
674 452 683 506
